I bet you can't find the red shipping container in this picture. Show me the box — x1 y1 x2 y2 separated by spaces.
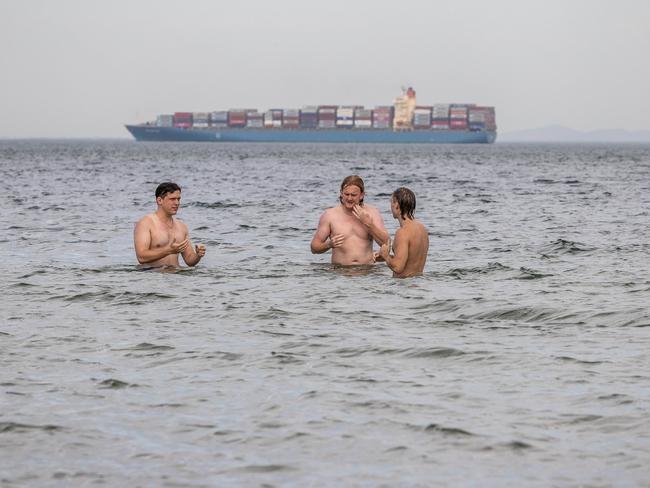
450 120 468 129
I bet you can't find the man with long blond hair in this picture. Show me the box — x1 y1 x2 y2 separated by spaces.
311 175 388 265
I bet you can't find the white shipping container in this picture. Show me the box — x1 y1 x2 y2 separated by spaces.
337 108 354 117
211 111 228 122
263 111 274 127
157 115 173 127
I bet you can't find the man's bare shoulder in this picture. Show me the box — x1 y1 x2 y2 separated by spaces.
395 225 408 240
135 213 156 227
400 220 428 237
366 204 382 215
414 219 428 235
320 206 341 220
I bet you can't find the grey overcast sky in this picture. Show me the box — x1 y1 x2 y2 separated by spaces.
1 0 649 138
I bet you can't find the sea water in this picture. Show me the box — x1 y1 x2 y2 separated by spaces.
1 140 649 486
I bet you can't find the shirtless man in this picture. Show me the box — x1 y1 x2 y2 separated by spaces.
311 175 389 265
377 187 429 278
134 182 206 267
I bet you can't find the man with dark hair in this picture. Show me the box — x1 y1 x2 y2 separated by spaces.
311 175 388 265
134 182 206 267
377 187 428 278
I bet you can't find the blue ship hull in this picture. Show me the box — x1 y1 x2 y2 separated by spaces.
125 125 496 144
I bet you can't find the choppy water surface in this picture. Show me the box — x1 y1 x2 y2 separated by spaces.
2 140 650 487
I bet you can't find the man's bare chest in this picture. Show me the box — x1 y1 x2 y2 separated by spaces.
150 222 180 247
331 216 370 240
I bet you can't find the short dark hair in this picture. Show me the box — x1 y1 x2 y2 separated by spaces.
393 187 416 219
155 182 181 199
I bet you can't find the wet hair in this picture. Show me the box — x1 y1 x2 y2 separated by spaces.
393 187 416 220
339 175 365 205
155 182 181 199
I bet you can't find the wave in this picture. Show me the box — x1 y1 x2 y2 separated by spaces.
190 201 242 208
459 306 562 323
330 346 469 359
0 422 62 433
61 290 175 304
97 378 135 389
127 342 174 351
424 423 475 437
540 238 597 256
447 262 511 277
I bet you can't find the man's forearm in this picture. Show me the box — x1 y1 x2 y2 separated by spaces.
366 222 389 245
136 247 171 264
184 253 201 266
311 239 331 254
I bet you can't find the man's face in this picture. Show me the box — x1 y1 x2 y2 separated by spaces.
340 185 364 209
157 190 181 215
390 197 400 219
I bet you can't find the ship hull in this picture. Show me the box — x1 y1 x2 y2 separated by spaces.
125 125 496 144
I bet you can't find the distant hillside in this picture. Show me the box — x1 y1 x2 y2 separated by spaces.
499 125 650 143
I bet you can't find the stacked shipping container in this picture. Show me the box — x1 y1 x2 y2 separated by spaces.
193 112 209 128
373 107 392 129
158 101 494 132
228 110 246 128
432 104 450 130
211 111 228 127
467 107 496 131
173 112 192 128
318 106 336 129
246 111 263 128
449 105 469 130
336 107 354 128
354 108 372 129
264 110 283 128
283 109 300 129
300 106 318 129
413 107 432 129
157 114 173 127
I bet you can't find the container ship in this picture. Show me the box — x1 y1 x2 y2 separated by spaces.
125 88 496 144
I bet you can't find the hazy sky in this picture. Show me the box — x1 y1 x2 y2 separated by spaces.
2 0 649 138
